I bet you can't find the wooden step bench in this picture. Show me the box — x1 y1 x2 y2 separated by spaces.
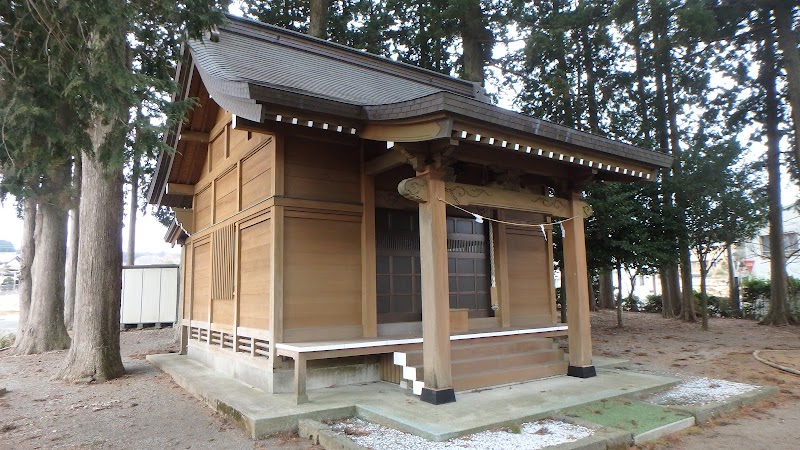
275 325 568 404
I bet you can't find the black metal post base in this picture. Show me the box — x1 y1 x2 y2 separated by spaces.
567 365 597 378
420 387 456 405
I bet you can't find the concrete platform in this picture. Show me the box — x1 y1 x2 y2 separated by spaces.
147 353 680 441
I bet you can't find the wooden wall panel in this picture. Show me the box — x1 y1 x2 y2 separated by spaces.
209 129 226 172
229 127 249 154
283 215 362 339
195 185 212 230
238 217 271 330
241 143 273 209
506 227 552 325
215 169 238 220
213 299 234 325
192 241 211 322
183 246 193 320
284 137 360 203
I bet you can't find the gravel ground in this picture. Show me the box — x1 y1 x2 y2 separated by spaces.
330 418 593 450
647 377 758 406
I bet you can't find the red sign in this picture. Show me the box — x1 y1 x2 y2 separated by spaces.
744 259 755 273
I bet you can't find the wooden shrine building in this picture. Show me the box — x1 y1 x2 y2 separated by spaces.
147 15 672 405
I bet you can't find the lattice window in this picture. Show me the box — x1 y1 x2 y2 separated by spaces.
211 224 236 300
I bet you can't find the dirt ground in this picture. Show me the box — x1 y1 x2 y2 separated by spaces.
0 328 319 450
0 311 798 450
591 310 800 450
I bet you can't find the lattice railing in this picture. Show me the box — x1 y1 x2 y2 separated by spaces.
187 325 270 358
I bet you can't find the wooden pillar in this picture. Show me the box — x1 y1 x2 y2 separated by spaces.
269 135 285 362
562 192 596 378
293 355 308 404
361 171 377 338
493 213 511 327
417 167 455 404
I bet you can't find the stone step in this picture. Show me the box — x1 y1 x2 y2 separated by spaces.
395 336 555 368
402 348 563 382
453 359 568 391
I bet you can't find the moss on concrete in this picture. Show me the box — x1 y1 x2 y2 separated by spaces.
560 399 691 435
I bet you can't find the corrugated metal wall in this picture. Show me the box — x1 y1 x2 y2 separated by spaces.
121 265 180 325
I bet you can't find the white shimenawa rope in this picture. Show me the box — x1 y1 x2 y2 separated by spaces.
437 197 577 243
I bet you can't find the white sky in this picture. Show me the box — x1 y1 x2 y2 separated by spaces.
0 197 178 255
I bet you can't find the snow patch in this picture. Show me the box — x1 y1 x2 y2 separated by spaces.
330 418 593 450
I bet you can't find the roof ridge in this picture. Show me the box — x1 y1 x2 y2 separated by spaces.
220 13 481 99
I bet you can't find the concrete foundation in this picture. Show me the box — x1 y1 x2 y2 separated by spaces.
147 352 682 441
186 340 380 394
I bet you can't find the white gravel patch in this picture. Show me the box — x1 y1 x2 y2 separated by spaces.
648 377 758 406
330 418 593 450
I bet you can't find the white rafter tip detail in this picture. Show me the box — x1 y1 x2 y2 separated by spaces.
646 173 651 179
537 149 543 155
336 125 343 132
623 168 628 174
350 128 357 134
275 114 283 122
461 130 468 139
559 154 564 160
323 123 329 130
291 117 298 125
501 140 508 147
475 134 482 141
526 146 533 153
569 156 575 163
579 158 584 165
615 166 620 172
488 137 495 145
387 141 395 149
514 143 520 150
307 120 313 127
548 152 554 158
588 161 593 167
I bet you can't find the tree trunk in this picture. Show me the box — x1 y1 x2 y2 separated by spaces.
772 1 800 169
760 18 794 325
57 150 126 381
308 0 330 39
582 22 599 133
65 158 81 329
633 2 651 142
588 276 597 312
660 268 674 318
627 271 640 312
14 200 37 347
700 257 709 331
126 158 138 266
14 186 71 354
727 244 741 316
57 17 128 381
668 264 682 317
678 250 695 321
599 271 615 309
560 267 567 323
616 263 623 327
458 0 491 84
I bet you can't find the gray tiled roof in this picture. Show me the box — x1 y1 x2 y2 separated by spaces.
188 14 671 170
190 15 481 122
